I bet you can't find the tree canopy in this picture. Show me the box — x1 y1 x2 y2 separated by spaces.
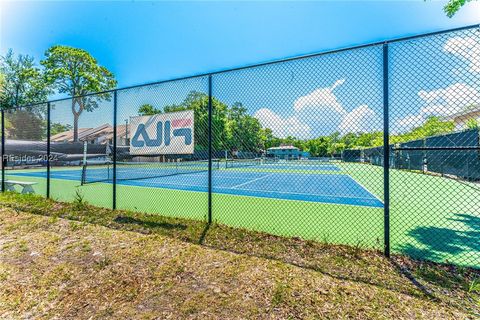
0 50 51 140
137 91 464 157
5 110 46 140
466 118 479 130
138 104 162 116
0 49 50 110
443 0 476 17
137 91 265 152
41 45 117 141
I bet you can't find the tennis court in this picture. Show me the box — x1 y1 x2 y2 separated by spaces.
8 160 383 208
5 161 480 267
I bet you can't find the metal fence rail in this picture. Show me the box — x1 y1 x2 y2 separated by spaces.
1 24 479 268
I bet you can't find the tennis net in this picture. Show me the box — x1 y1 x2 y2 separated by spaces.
81 159 220 184
225 158 261 169
262 157 279 164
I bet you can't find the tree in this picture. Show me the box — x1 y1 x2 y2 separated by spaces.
225 102 263 152
0 50 50 140
388 116 455 145
138 104 162 116
41 46 117 142
6 110 45 140
444 0 476 17
466 118 479 130
409 116 455 138
0 49 50 110
328 142 346 156
356 132 383 148
163 91 228 150
260 128 276 150
0 72 5 105
303 137 330 157
51 123 73 136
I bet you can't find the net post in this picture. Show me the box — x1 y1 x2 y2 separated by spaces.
1 109 4 193
208 75 213 224
47 102 51 199
113 90 117 210
383 43 390 258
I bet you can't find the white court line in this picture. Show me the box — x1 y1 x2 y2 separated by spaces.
232 185 379 201
16 172 79 179
128 180 207 188
119 179 378 202
213 171 349 181
230 173 274 189
348 177 385 204
77 168 381 204
82 182 383 209
53 173 81 178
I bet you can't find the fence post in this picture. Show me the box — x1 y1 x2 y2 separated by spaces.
208 75 213 224
113 90 117 210
383 43 390 258
1 109 4 193
47 102 51 198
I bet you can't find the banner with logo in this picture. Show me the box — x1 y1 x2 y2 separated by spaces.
129 110 194 155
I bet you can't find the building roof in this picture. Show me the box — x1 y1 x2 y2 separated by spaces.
77 124 112 141
50 123 130 143
50 128 91 142
444 105 480 122
104 124 130 141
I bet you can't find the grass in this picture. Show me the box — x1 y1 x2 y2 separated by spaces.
6 162 480 268
0 192 479 318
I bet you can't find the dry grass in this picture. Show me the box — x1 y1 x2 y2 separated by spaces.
0 192 478 319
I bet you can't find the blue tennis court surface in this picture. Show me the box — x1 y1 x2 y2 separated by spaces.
10 165 383 208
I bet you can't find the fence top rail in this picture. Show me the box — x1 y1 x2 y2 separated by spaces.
2 23 479 111
394 146 480 151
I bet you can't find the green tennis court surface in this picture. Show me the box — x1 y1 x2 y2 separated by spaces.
5 162 480 268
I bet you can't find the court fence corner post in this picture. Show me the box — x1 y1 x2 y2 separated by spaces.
113 90 118 210
1 109 4 193
383 42 391 258
47 102 51 199
208 75 213 224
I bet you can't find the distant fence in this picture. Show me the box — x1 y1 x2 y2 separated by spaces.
425 130 480 181
1 24 479 268
346 129 480 181
396 139 425 171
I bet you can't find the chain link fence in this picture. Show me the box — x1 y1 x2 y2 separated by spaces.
1 25 479 268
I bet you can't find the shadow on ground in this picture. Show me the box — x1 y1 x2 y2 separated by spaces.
398 212 480 266
114 215 188 231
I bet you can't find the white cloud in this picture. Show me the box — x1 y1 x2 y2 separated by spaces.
394 114 426 132
254 108 311 138
394 83 480 132
444 36 480 73
418 83 480 117
254 79 381 138
394 35 480 133
338 105 381 134
293 79 346 115
293 80 350 135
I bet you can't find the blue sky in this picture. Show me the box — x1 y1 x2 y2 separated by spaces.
1 1 480 137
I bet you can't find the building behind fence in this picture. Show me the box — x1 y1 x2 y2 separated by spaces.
1 24 479 268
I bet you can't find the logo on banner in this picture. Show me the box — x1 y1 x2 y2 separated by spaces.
131 118 193 147
129 110 194 155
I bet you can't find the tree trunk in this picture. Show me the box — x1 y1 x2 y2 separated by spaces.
73 113 79 142
71 98 83 142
